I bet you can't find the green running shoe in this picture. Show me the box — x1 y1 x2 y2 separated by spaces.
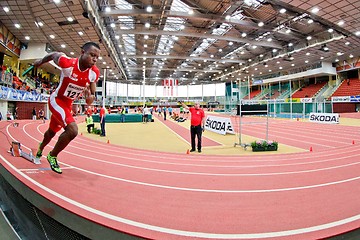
36 142 42 159
47 152 62 174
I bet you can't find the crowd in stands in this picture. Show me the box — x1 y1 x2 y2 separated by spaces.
0 65 57 95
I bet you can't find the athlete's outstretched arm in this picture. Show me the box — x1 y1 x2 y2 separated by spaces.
33 52 65 67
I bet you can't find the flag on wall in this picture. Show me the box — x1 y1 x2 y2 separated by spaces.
162 79 178 97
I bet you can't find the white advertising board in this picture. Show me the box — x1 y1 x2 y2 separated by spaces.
204 116 235 135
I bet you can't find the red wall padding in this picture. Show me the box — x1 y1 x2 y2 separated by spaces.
333 103 356 113
15 102 47 120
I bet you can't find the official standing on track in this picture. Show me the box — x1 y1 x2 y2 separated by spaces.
180 101 205 153
100 106 106 137
34 42 100 174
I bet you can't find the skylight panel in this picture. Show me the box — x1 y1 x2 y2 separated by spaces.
115 0 132 10
118 16 135 30
212 23 232 35
164 17 186 31
155 0 190 60
122 34 136 54
171 0 191 12
231 10 245 20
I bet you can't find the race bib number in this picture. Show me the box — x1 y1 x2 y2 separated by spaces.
64 83 85 99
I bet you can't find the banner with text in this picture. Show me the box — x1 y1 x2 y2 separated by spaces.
0 86 47 102
205 115 235 135
309 112 339 124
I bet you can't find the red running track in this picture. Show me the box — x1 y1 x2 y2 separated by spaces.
0 119 360 239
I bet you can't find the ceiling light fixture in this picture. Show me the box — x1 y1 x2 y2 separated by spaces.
320 44 329 52
146 6 153 12
311 7 319 14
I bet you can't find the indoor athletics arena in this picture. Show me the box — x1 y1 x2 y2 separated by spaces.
1 0 360 239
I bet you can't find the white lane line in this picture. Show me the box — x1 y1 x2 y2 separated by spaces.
1 154 360 239
16 122 360 193
3 147 360 193
71 128 358 163
21 122 360 177
18 167 74 171
36 120 358 164
70 142 360 168
16 159 360 177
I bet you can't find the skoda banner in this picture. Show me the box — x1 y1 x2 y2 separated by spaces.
204 116 235 135
309 112 339 124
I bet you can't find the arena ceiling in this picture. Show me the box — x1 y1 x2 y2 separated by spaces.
1 0 360 86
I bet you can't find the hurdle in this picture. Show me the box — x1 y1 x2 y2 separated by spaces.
234 100 269 150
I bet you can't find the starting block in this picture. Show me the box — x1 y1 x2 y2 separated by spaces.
10 141 41 164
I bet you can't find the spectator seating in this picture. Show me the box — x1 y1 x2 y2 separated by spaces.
243 90 261 100
292 81 327 98
269 89 280 99
332 78 360 97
